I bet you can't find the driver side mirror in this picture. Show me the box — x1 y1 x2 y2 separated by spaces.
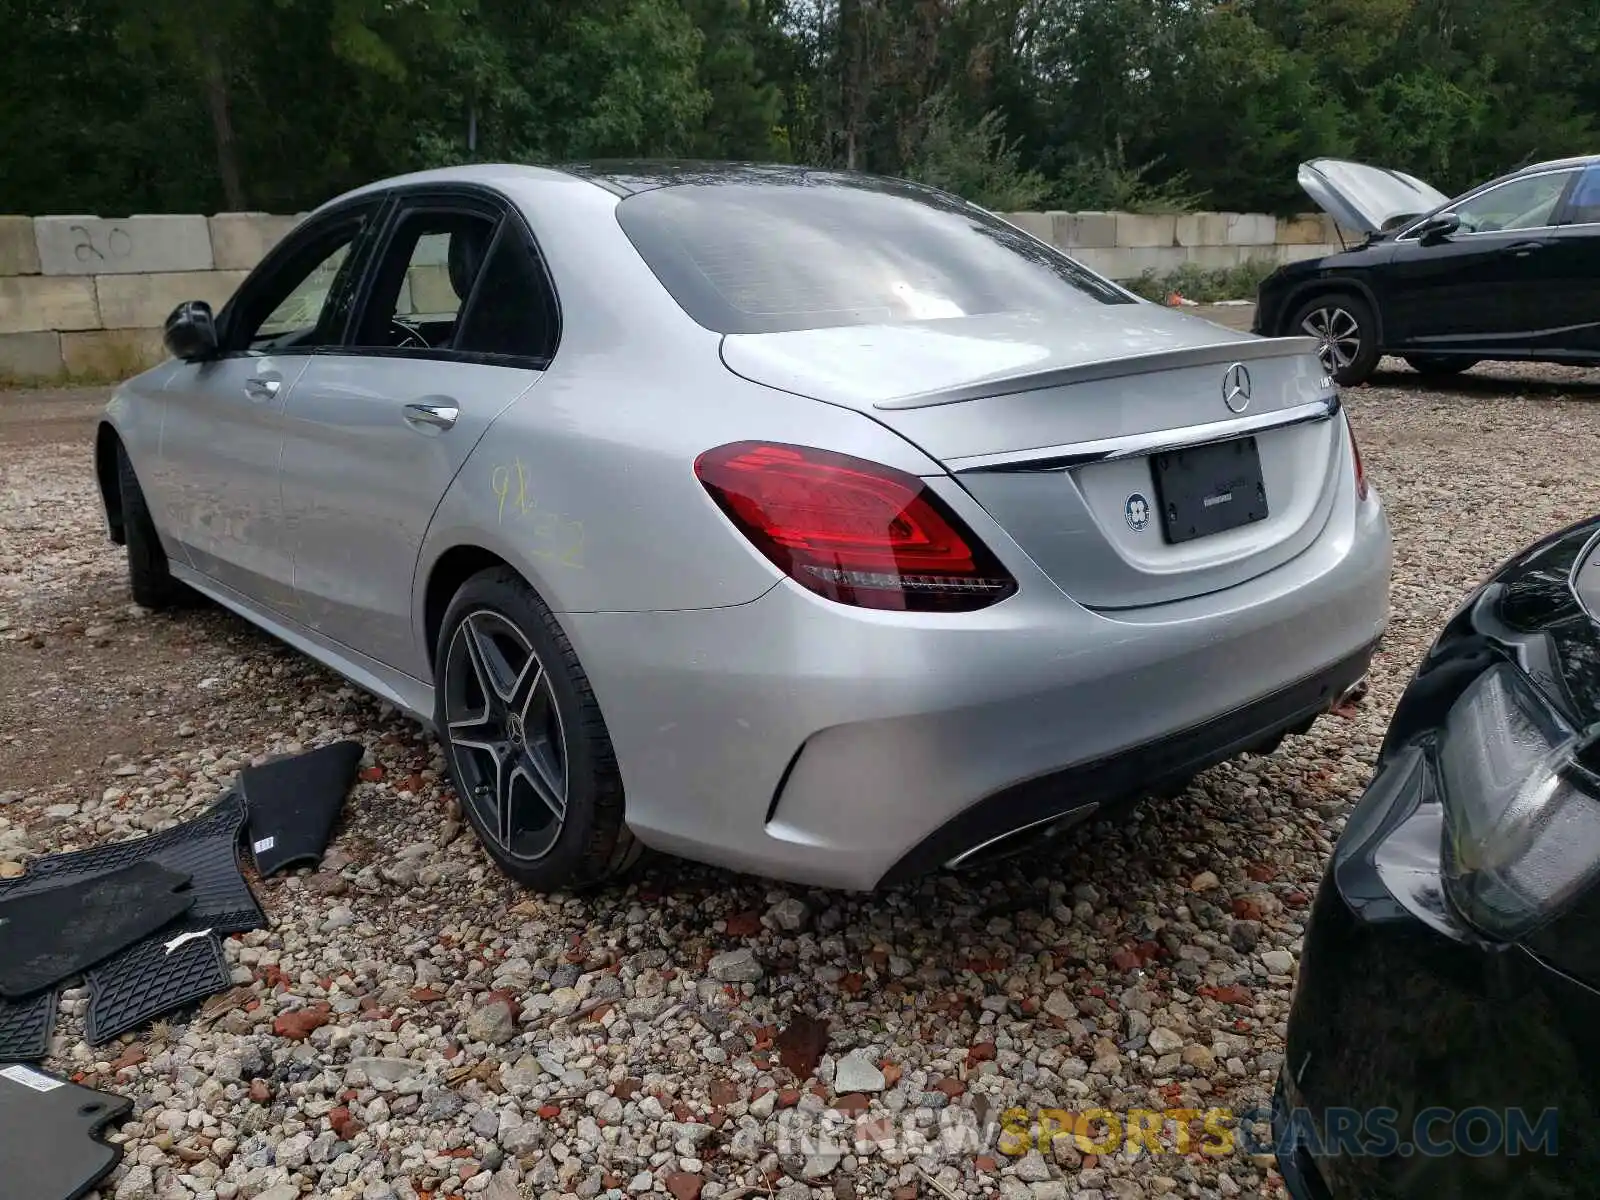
163 301 219 362
1414 212 1461 245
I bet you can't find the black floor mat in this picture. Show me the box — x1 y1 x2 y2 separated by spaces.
0 989 58 1062
0 1062 132 1199
0 862 195 998
85 919 232 1044
0 790 263 935
240 740 363 875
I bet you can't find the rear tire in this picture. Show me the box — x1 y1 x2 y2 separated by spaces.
433 567 641 891
1404 355 1477 377
1290 294 1380 386
116 444 183 610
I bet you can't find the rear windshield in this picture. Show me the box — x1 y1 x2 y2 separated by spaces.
614 176 1132 335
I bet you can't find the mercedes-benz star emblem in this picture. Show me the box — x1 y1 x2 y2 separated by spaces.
1222 362 1252 414
507 712 525 746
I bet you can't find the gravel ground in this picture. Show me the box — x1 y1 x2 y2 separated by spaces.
2 362 1598 1200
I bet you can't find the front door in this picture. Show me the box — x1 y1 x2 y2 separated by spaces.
1380 167 1578 356
277 191 560 674
152 200 383 608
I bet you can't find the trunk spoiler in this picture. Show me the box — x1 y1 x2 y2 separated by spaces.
874 336 1323 411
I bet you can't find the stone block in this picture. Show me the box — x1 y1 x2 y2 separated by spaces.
1064 247 1115 277
1114 213 1177 248
208 213 299 271
1104 246 1189 279
0 331 63 380
95 270 248 329
1277 214 1327 245
405 265 458 316
1174 213 1231 247
1184 245 1246 270
35 214 213 276
1053 212 1118 249
1224 213 1277 246
60 328 165 378
0 217 39 275
0 275 99 334
1001 212 1053 242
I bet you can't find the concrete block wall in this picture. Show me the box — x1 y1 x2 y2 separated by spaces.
998 209 1351 282
0 212 292 382
0 208 1352 381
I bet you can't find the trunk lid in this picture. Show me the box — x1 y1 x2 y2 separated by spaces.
721 306 1348 608
1297 158 1449 235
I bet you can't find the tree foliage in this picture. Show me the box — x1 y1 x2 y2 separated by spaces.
1 0 1593 215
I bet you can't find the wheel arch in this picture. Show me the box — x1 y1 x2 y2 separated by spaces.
95 422 126 544
422 545 512 672
1278 277 1387 347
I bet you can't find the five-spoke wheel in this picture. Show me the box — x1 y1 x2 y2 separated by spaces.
433 567 638 889
444 610 569 863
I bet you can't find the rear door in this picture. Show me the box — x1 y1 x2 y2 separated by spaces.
1548 164 1600 356
1380 167 1579 353
277 188 559 672
153 199 383 609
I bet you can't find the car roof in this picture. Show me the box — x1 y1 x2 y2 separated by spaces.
1511 154 1600 176
312 161 919 214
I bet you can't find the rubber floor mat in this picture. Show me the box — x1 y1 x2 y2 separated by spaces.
0 790 263 935
241 740 363 875
85 919 231 1044
0 862 195 998
0 1062 132 1199
0 989 57 1062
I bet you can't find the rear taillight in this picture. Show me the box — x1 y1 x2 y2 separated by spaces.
694 442 1016 612
1348 418 1369 501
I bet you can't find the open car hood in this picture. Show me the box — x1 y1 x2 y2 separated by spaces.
1297 158 1449 236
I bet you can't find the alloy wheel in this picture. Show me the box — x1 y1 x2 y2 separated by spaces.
1299 305 1363 374
443 610 568 862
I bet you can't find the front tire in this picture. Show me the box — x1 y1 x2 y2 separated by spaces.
116 444 183 610
1291 294 1380 386
1404 354 1478 377
433 567 639 890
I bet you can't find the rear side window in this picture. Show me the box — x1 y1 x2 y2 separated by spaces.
1564 166 1600 226
454 226 560 361
615 177 1131 335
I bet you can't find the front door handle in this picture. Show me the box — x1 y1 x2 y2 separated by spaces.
244 375 281 403
402 401 459 433
1506 241 1545 257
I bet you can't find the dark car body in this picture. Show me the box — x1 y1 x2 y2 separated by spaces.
1255 156 1600 385
1276 515 1600 1198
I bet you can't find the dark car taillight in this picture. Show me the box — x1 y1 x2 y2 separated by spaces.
694 442 1016 612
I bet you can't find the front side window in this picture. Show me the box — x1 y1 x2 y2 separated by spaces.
1453 171 1575 234
230 209 374 352
615 175 1131 335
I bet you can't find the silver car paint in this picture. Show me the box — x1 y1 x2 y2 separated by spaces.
101 163 1392 888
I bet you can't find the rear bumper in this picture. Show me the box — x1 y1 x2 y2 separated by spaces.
564 486 1390 890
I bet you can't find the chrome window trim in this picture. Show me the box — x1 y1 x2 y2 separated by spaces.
947 393 1341 475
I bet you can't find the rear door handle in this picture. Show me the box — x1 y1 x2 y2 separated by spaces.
1506 241 1546 257
402 401 459 433
244 374 281 403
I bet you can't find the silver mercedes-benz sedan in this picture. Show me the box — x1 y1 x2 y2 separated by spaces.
94 163 1392 892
